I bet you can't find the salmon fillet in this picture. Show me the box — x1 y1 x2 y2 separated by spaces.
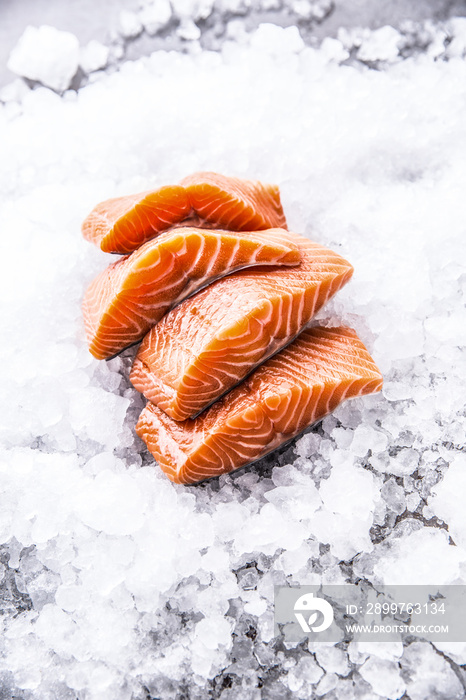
130 235 353 420
180 171 287 232
82 172 287 254
136 326 383 485
82 227 301 360
82 185 190 254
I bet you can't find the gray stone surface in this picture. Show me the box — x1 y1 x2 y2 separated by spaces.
1 0 466 87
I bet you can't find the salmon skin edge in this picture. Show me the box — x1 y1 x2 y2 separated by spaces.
135 326 383 485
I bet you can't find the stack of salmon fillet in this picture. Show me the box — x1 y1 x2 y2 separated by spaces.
82 172 383 485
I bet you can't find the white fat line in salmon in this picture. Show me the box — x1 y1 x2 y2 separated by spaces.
176 386 379 485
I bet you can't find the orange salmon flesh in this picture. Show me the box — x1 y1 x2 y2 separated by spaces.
82 227 301 360
136 326 383 485
82 172 288 254
130 234 354 420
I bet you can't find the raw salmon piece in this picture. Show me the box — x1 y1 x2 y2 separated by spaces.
180 171 287 231
82 185 191 254
136 326 383 484
130 234 353 420
82 227 301 360
82 173 287 255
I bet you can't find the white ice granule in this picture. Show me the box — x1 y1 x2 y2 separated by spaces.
350 423 389 457
381 477 406 514
382 380 414 401
357 25 402 63
212 501 252 542
349 639 404 663
264 480 322 520
309 511 373 561
217 0 250 14
445 17 466 58
292 0 315 20
233 503 309 555
359 656 406 699
119 10 144 38
7 25 80 92
370 447 420 477
243 595 268 616
372 528 466 586
275 542 317 575
318 461 380 528
194 582 235 617
284 656 324 693
291 0 332 22
69 388 130 449
191 616 233 677
319 37 350 64
401 641 465 700
172 0 215 21
429 454 466 547
79 40 110 74
0 78 30 103
432 640 466 666
139 0 173 35
250 23 305 55
177 19 202 41
315 646 350 675
315 672 338 696
73 469 146 536
194 615 233 650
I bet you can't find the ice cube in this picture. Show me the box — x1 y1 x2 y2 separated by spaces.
401 641 464 700
429 454 466 548
79 41 109 74
357 26 402 63
8 25 79 92
119 10 143 38
359 656 406 700
139 0 172 35
381 478 406 515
